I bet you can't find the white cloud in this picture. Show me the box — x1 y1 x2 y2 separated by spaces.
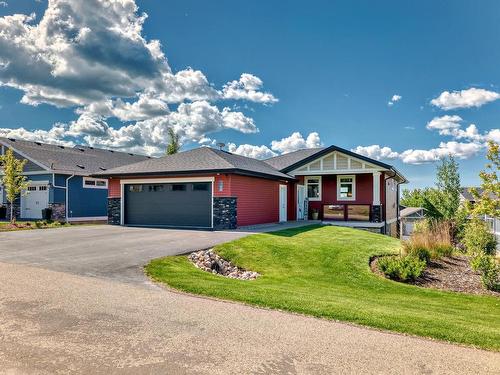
430 88 500 110
0 0 276 154
399 142 483 164
227 143 276 159
270 132 322 154
0 2 8 8
225 131 322 160
353 141 485 165
222 74 278 104
352 145 399 160
388 94 402 106
426 115 500 144
426 115 463 132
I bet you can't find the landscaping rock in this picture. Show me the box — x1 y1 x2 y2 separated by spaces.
188 249 260 280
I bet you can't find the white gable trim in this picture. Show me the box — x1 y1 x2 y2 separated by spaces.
288 150 388 176
0 140 52 172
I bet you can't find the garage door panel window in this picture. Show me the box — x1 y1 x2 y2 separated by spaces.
129 185 143 193
148 184 165 192
172 184 187 191
192 183 210 191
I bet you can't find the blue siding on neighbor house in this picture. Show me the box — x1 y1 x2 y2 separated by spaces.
67 175 107 218
51 174 67 204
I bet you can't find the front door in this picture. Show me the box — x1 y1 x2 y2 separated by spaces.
279 185 287 222
297 185 306 220
21 184 49 219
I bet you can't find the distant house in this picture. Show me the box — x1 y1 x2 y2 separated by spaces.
0 138 150 222
399 206 426 240
460 187 500 248
96 145 407 236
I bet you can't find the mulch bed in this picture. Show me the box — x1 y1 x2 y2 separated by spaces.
371 255 499 297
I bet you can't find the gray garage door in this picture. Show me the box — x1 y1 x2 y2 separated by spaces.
124 182 212 228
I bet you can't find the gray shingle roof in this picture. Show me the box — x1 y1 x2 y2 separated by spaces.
460 187 497 202
95 147 292 180
264 148 325 170
0 137 151 175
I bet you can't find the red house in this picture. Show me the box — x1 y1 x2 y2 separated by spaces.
96 145 407 236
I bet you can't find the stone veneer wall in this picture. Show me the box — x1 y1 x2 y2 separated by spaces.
213 197 237 230
108 198 121 225
371 205 382 223
48 203 66 221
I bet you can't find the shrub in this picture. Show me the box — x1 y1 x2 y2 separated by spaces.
378 255 426 282
403 220 454 260
469 253 500 291
462 219 497 256
402 243 431 262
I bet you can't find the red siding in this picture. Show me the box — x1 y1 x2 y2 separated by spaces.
108 178 121 198
213 174 231 197
230 175 281 226
307 173 378 220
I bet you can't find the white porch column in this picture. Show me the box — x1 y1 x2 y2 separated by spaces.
372 172 381 205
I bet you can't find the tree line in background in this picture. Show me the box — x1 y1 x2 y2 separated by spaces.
400 141 499 290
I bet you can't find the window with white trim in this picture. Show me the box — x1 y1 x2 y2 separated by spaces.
337 175 356 200
305 176 321 201
83 177 108 189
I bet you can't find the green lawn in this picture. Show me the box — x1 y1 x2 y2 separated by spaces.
146 225 500 351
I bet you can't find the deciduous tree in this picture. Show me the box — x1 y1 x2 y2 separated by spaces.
0 149 29 223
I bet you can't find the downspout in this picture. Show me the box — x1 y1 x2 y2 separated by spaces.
384 169 405 236
383 170 397 235
52 173 75 223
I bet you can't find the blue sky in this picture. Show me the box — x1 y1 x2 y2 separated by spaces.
1 0 499 189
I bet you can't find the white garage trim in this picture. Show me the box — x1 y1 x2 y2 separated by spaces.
120 177 215 228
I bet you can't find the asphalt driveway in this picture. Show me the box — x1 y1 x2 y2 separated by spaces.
0 225 250 285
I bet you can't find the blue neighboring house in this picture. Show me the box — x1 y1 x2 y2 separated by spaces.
0 137 150 222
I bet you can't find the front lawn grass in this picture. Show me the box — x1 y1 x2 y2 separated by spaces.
146 225 500 351
0 220 70 232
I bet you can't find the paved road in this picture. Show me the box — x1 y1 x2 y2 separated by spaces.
0 261 499 375
0 225 499 374
0 225 252 285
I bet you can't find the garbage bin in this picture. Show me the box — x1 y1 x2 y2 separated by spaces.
0 206 6 220
42 208 53 221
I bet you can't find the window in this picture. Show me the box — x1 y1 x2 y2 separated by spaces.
148 184 165 192
38 186 47 191
129 185 143 193
193 183 209 191
83 177 108 189
337 175 355 200
347 205 370 221
172 184 187 191
305 176 321 201
27 186 37 191
323 205 344 220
